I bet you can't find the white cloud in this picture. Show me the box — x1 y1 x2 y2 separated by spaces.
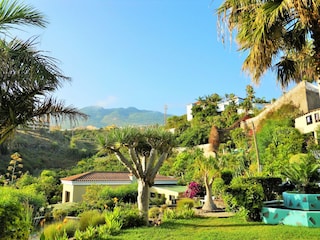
95 96 118 108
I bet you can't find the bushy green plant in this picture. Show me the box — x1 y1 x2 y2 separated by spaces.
43 222 63 240
148 207 161 219
79 210 105 231
63 218 80 238
0 186 46 240
150 194 166 206
82 184 138 210
52 202 81 220
224 177 264 221
105 207 123 235
221 170 233 185
120 206 145 228
212 177 226 197
74 226 99 240
162 208 195 221
177 198 194 210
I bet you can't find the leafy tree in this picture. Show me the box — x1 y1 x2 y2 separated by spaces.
165 115 190 135
160 149 199 185
177 124 210 147
217 0 320 87
98 126 176 225
192 93 221 124
258 124 304 176
230 128 249 151
240 85 255 114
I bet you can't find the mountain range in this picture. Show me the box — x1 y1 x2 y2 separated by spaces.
62 106 172 129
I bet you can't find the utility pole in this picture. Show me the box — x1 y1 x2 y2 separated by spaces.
164 104 168 125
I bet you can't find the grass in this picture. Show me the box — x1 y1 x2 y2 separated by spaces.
108 215 320 240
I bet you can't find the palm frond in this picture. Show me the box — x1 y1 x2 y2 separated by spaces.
0 0 47 34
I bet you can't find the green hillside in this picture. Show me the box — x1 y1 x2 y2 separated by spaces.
61 106 170 129
0 129 100 175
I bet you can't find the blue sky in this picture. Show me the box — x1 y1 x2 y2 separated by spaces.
17 0 286 116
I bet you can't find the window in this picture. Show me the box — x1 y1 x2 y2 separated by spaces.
150 192 156 198
65 191 70 203
306 115 313 125
315 113 320 122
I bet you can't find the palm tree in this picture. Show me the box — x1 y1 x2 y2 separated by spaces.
217 0 320 88
0 0 87 143
0 38 87 143
192 149 220 211
0 0 47 34
98 126 176 225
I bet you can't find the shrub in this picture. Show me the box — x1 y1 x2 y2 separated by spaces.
105 207 123 235
43 222 63 240
79 210 105 231
162 208 195 221
82 184 138 210
74 225 100 240
221 170 233 185
148 207 161 219
52 202 81 221
63 218 80 238
149 194 166 206
244 177 282 201
121 206 145 228
184 181 200 198
224 177 264 222
212 177 226 197
177 198 194 210
0 186 45 240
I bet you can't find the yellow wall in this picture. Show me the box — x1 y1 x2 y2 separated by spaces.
62 184 87 203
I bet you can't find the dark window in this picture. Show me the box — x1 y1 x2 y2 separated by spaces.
65 191 70 202
150 192 156 198
315 113 320 122
306 115 313 125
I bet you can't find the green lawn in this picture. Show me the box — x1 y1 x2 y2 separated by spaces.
110 216 320 240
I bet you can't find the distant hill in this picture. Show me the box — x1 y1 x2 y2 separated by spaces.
61 106 171 129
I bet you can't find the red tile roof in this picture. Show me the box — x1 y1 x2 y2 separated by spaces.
60 171 131 182
60 171 177 182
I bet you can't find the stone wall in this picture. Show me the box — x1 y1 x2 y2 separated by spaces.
241 81 320 130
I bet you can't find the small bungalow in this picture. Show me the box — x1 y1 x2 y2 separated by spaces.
60 171 186 205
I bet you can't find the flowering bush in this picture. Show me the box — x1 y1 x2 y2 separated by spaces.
184 181 200 198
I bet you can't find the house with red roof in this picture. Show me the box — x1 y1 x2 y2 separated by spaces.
60 171 185 205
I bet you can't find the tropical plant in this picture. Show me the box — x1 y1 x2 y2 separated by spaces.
0 39 87 143
0 0 47 35
98 126 176 225
217 0 320 88
0 0 87 143
193 149 221 211
283 153 320 193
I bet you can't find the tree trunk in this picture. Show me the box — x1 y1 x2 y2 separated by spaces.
137 178 150 225
202 177 217 211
